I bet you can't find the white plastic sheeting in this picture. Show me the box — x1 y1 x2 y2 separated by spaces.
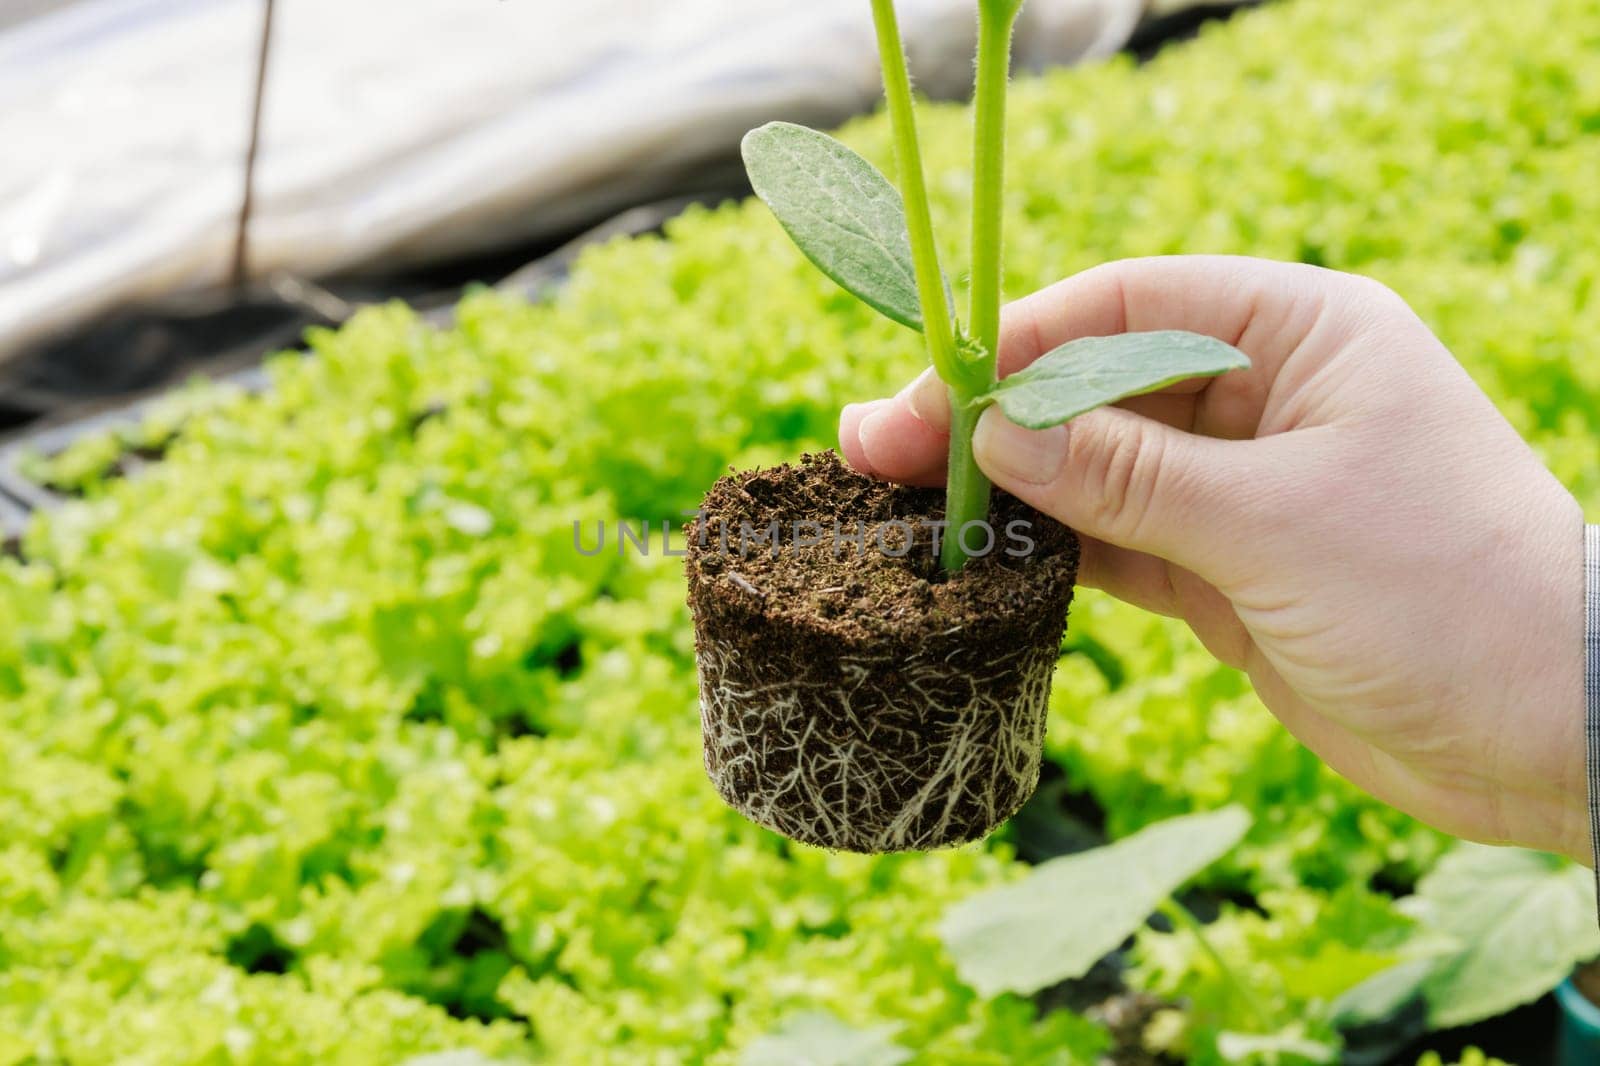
0 0 1242 363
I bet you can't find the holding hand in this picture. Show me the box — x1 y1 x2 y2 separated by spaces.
840 255 1588 862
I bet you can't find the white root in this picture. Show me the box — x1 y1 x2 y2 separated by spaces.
697 637 1056 852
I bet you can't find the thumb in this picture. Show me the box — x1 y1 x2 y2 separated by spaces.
972 404 1271 581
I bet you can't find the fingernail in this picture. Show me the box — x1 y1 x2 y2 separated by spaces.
857 402 896 464
900 368 949 433
839 402 881 475
973 408 1067 485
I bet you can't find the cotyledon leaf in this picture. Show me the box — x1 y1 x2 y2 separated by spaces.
741 121 926 333
975 330 1251 429
939 806 1252 997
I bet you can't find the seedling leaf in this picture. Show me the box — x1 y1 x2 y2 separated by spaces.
741 121 926 332
939 805 1251 997
1397 843 1600 1029
740 1011 911 1066
977 330 1251 429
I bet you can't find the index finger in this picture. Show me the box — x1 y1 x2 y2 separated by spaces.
843 255 1360 485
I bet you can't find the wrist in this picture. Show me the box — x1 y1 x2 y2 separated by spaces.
1582 523 1600 866
1489 498 1588 860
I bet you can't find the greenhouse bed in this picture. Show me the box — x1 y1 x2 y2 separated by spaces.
2 0 1598 1063
0 194 727 547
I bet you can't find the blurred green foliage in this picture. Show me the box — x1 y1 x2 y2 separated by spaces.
8 0 1600 1061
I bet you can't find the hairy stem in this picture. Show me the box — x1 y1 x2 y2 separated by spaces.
1156 897 1272 1030
867 0 960 386
938 1 1023 571
969 2 1018 380
941 395 990 571
869 0 1017 572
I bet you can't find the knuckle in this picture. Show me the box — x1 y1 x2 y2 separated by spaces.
1318 271 1423 351
1079 417 1166 541
1341 271 1407 315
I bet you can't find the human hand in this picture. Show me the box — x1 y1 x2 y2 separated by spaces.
839 255 1588 862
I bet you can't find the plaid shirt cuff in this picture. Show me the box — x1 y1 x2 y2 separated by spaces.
1586 525 1600 916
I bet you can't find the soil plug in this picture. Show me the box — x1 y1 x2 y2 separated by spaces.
688 453 1078 850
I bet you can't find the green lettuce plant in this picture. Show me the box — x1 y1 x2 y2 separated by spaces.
8 0 1600 1060
740 0 1249 571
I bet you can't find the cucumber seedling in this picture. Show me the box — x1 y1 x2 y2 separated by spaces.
686 0 1249 853
741 0 1248 572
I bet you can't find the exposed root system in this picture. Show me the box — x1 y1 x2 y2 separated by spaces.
686 452 1079 852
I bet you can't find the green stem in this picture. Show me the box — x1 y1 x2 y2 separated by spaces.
969 2 1018 382
941 394 990 571
1156 897 1271 1030
866 0 961 387
938 1 1022 572
869 0 1011 573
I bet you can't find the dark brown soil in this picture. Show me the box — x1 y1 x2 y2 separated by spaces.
685 451 1079 852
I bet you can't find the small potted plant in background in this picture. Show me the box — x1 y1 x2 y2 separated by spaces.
686 0 1248 852
1558 963 1600 1066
